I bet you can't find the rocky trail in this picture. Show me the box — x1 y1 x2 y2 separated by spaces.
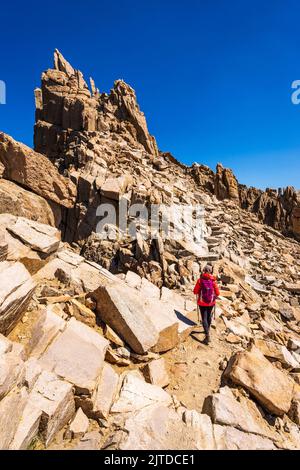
0 50 300 450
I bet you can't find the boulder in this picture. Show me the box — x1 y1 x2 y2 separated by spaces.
0 261 36 334
143 299 179 353
39 318 109 394
0 387 28 450
100 175 132 201
25 370 75 446
9 400 42 450
139 278 161 300
8 217 60 254
125 270 142 289
203 386 274 439
224 345 295 416
27 306 66 358
68 408 89 438
213 425 276 450
182 410 216 449
111 372 172 414
24 358 42 391
92 283 159 354
254 338 300 370
118 405 199 450
142 358 170 388
91 363 120 419
0 133 76 208
0 339 25 399
0 179 61 227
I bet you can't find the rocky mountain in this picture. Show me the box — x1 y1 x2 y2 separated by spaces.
0 50 300 450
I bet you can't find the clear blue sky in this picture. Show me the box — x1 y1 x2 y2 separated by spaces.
1 0 300 190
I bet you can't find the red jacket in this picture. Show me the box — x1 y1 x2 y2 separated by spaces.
193 273 220 306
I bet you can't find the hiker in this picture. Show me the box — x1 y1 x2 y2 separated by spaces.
193 264 220 345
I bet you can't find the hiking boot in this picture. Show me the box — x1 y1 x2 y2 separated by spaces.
203 335 210 345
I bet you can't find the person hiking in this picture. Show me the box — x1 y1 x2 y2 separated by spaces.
193 264 220 345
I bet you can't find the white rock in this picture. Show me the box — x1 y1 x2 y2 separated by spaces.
0 386 28 449
111 372 172 414
142 358 170 388
39 318 109 394
8 217 60 254
0 261 36 334
93 282 159 354
92 363 120 419
69 408 89 438
27 370 75 446
213 425 276 450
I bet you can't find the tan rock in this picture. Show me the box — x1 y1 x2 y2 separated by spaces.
27 306 66 358
0 340 25 399
182 410 216 449
0 386 28 450
254 338 299 370
9 400 42 450
92 283 159 354
143 299 179 353
0 133 76 208
65 299 96 327
119 405 200 450
26 370 75 446
69 408 89 438
224 345 295 416
91 363 119 419
0 179 61 227
213 425 276 450
142 358 170 388
0 261 36 334
203 386 275 439
111 372 172 414
39 318 109 394
104 324 124 347
8 217 60 254
101 175 132 201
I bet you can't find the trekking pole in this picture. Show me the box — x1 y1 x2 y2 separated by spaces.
212 304 217 323
196 299 201 327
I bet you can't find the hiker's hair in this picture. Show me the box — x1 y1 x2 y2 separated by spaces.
203 264 213 274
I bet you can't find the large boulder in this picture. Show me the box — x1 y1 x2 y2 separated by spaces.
213 425 276 450
8 217 61 255
0 133 76 208
92 283 159 354
39 318 109 394
0 179 61 227
111 372 172 414
0 336 25 399
224 345 295 416
0 261 36 334
118 405 203 450
11 370 75 448
0 387 29 450
203 386 275 439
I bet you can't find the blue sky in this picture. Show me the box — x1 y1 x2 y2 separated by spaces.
0 0 300 190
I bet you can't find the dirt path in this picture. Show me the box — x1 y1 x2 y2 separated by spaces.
164 318 237 412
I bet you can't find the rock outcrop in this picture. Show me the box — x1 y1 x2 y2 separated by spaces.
0 132 76 209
